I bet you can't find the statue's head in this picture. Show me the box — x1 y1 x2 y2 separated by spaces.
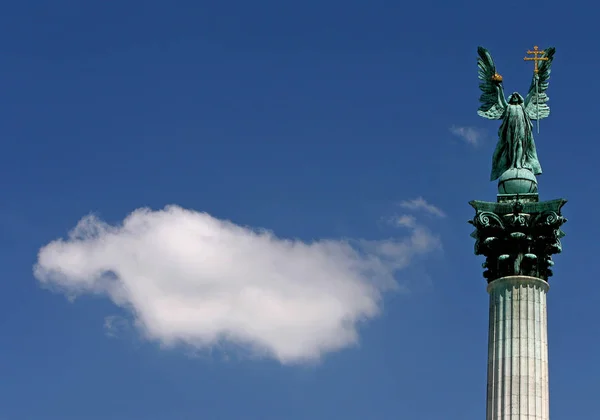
508 92 524 105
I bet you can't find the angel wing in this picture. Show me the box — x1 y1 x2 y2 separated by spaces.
477 46 507 120
524 47 556 120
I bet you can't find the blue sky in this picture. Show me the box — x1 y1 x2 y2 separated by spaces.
1 1 599 419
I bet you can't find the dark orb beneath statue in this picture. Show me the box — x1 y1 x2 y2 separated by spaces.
498 168 538 194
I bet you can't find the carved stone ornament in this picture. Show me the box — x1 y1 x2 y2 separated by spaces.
468 197 567 283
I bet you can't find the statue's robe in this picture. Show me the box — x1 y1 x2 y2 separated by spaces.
490 103 542 181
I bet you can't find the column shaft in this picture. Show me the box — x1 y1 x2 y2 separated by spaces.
486 276 549 420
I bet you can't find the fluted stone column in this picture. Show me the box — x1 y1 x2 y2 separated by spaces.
469 197 566 420
486 276 549 420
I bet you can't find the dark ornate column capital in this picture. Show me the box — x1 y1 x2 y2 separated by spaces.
468 196 567 283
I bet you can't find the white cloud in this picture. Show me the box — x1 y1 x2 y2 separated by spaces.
33 205 440 364
393 215 417 228
399 197 446 218
450 125 483 146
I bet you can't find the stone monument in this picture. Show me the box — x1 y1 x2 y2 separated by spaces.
469 45 566 420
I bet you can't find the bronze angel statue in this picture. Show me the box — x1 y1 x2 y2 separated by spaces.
477 46 556 181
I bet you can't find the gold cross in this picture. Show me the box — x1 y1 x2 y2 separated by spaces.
523 45 549 73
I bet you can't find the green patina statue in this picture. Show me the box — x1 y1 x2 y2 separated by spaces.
477 45 556 181
469 45 566 283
